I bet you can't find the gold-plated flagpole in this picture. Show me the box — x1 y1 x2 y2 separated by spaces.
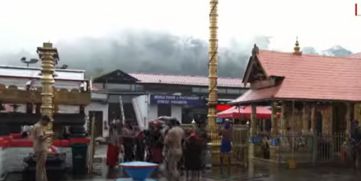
208 0 220 165
37 42 58 145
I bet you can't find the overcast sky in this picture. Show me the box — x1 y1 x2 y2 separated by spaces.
0 0 360 54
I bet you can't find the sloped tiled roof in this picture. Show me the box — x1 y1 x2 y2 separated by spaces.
233 50 361 104
130 73 244 88
231 85 281 104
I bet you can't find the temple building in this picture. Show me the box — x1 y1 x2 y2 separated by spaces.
0 42 91 177
90 70 248 134
0 65 89 135
232 41 361 163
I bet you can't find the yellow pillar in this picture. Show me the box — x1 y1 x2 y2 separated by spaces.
207 0 220 165
322 104 332 135
302 102 310 134
248 104 257 160
37 42 58 140
345 102 352 136
248 104 255 175
279 101 287 135
271 102 278 136
310 103 316 134
207 0 218 136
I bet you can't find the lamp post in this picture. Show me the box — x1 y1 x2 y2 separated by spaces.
37 42 58 140
20 57 39 67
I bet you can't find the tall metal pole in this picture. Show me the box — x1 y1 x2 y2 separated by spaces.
208 0 218 139
37 42 58 139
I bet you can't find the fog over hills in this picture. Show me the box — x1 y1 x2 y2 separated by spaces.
0 31 353 78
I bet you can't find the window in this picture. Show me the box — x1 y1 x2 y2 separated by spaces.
218 88 227 94
106 83 132 90
226 88 240 94
158 104 171 117
192 87 201 93
192 87 209 93
200 88 208 93
135 85 144 91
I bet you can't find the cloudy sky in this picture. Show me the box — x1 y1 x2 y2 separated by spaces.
0 0 360 54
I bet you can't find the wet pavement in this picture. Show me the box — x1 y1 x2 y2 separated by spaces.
4 144 361 181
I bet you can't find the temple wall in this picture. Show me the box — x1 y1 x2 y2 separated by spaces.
267 102 350 164
294 108 303 134
279 102 336 135
280 102 305 134
320 105 332 135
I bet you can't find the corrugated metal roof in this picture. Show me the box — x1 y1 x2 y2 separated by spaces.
130 73 244 88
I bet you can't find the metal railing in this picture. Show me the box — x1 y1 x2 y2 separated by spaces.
250 133 346 164
316 133 345 162
232 126 249 165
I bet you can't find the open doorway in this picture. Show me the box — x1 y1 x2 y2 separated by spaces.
316 111 323 135
332 103 346 134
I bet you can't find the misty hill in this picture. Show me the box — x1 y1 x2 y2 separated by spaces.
0 31 353 79
322 45 352 57
55 31 270 78
0 31 270 78
303 45 353 57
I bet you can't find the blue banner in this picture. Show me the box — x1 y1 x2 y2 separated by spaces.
150 95 204 106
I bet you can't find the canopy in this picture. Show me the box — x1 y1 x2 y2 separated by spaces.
216 106 272 119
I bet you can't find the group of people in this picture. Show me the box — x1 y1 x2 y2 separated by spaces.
106 117 234 180
106 118 187 180
30 115 233 181
106 120 145 167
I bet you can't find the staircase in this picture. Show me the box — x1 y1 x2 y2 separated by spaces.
132 96 146 129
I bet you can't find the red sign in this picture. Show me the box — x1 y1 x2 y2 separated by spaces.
216 104 231 112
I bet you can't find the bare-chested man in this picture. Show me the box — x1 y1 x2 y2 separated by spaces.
219 120 232 168
31 115 52 181
163 119 184 181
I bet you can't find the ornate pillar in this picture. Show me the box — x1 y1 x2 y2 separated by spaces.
250 104 257 136
302 102 310 134
345 102 352 136
279 101 287 135
207 0 218 138
249 104 257 160
321 104 332 135
207 0 220 166
37 42 58 134
310 103 316 134
271 102 278 135
325 104 333 135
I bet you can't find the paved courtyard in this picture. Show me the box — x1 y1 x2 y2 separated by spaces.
4 144 361 181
